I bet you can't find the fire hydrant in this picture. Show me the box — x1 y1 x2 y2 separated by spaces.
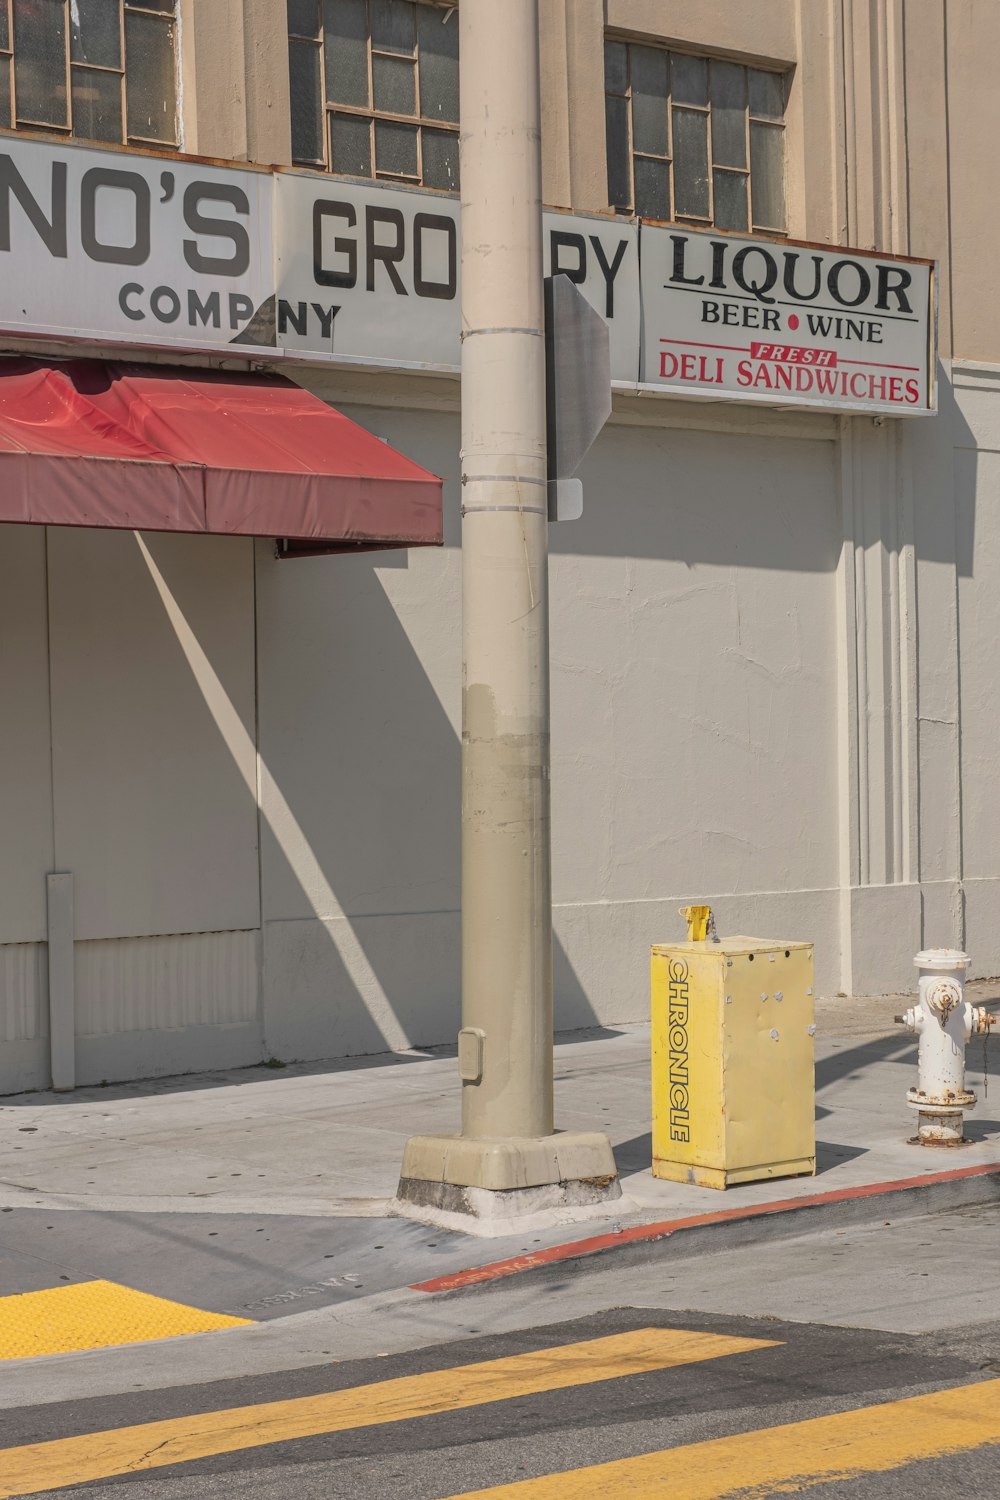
896 948 996 1145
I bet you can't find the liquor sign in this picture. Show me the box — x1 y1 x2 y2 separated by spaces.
0 132 933 416
639 223 935 414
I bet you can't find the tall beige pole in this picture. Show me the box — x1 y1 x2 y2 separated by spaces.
396 0 619 1227
459 0 551 1141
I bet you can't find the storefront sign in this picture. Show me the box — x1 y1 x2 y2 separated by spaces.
639 223 934 413
275 176 641 379
0 133 933 415
0 136 274 356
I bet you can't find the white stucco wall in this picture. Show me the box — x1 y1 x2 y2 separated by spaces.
0 526 263 1091
4 363 1000 1091
253 388 844 1065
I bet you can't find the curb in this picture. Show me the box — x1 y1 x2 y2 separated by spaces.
411 1161 1000 1294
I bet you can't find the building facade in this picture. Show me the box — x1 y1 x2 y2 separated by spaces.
0 0 996 1093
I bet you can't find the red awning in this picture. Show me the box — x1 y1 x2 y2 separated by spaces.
0 358 443 556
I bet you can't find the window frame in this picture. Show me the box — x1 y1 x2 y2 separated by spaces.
288 0 460 189
0 0 180 150
605 36 788 236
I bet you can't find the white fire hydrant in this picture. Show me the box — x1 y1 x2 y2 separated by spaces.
896 949 996 1145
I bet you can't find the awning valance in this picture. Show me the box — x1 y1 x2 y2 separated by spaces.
0 359 443 556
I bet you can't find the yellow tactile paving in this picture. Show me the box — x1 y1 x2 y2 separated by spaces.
0 1280 252 1361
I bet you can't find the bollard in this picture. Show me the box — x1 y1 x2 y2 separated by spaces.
896 949 996 1145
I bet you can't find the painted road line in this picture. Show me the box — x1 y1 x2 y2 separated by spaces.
0 1281 251 1361
0 1327 776 1498
443 1375 1000 1498
413 1161 1000 1293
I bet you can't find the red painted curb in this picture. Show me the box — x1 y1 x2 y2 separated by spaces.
411 1160 1000 1294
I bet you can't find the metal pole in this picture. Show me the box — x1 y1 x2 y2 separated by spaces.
396 0 618 1224
459 0 552 1140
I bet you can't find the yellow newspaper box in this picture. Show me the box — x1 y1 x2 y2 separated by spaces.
651 936 816 1189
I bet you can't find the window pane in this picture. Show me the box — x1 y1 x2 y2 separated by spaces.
604 38 627 95
132 0 176 12
634 156 669 221
72 0 122 67
0 57 10 127
671 51 707 107
0 2 8 51
710 59 745 110
331 109 371 175
370 0 414 55
324 0 367 106
749 68 784 120
375 117 417 176
713 168 748 231
125 10 176 142
422 125 458 190
605 92 631 210
417 3 457 122
13 0 68 126
288 37 324 161
710 59 746 169
750 121 784 227
287 0 320 38
373 53 415 114
72 64 123 142
671 107 709 217
630 44 667 156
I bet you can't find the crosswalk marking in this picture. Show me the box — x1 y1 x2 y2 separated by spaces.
0 1327 775 1498
0 1280 251 1362
443 1374 1000 1498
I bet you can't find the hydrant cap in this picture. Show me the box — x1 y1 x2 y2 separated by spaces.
914 947 969 972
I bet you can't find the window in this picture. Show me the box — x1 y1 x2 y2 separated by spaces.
0 0 178 147
288 0 459 190
605 40 786 234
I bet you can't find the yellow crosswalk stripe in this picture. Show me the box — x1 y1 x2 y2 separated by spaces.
0 1281 251 1361
0 1327 774 1498
444 1374 1000 1498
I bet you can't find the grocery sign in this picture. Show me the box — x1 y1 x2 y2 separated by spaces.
0 132 934 416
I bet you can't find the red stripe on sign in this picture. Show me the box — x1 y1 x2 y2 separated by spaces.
411 1161 1000 1293
838 358 921 370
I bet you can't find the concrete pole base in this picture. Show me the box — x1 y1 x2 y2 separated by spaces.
393 1131 622 1237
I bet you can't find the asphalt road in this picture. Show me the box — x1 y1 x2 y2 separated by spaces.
4 1208 1000 1499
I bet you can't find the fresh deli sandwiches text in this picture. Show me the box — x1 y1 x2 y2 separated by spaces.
639 225 934 413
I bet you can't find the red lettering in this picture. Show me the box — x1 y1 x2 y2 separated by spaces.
737 359 752 386
660 351 679 378
750 341 838 367
905 378 919 403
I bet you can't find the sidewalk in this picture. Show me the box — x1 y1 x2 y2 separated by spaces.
1 984 999 1313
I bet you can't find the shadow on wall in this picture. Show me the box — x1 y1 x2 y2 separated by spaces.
550 363 973 574
148 365 980 1071
251 404 601 1064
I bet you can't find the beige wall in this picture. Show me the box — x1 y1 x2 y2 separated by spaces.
172 0 990 359
7 2 1000 1091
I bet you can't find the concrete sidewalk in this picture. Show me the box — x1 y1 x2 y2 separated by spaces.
1 986 999 1279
